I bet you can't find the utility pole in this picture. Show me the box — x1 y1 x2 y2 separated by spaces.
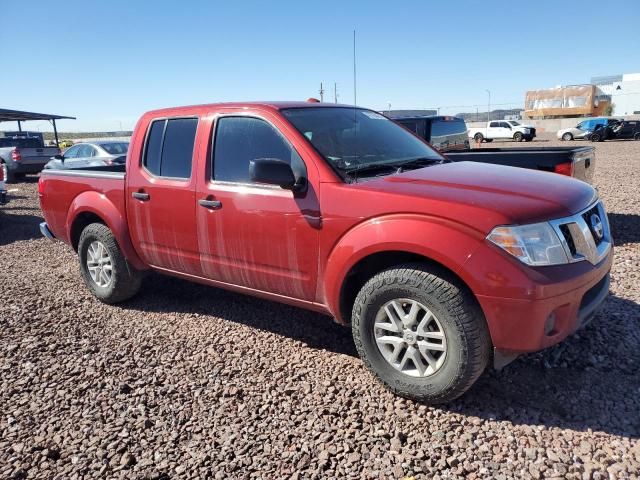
319 82 325 102
387 102 391 115
486 89 491 122
334 83 338 103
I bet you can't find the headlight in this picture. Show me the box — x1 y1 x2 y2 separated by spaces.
487 223 569 266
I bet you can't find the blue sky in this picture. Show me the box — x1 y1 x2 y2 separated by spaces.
4 0 640 131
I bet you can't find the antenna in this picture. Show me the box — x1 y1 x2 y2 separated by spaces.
319 82 325 102
334 82 338 103
353 30 357 106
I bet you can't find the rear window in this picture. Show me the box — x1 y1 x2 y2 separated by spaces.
143 118 197 178
429 119 468 151
99 142 129 155
0 137 42 148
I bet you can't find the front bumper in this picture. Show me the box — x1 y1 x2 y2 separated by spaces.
465 243 613 356
39 222 56 241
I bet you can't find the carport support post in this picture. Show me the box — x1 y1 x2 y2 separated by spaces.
17 120 22 132
52 119 59 147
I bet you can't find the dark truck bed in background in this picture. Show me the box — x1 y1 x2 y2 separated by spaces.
445 146 595 184
392 115 596 184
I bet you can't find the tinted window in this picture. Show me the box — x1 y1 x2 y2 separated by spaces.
430 119 468 150
213 116 304 183
160 118 197 178
499 122 510 128
144 120 165 175
0 137 42 148
489 121 500 128
63 145 81 158
399 120 419 134
76 145 95 157
99 142 129 155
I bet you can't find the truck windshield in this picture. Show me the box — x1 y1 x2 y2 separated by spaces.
509 121 521 126
281 107 444 178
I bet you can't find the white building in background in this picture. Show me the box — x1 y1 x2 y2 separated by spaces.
612 73 640 116
591 73 640 116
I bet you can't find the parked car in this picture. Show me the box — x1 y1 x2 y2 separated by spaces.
0 133 60 182
44 141 129 170
468 120 536 143
557 118 618 141
0 160 6 204
39 102 612 403
394 115 595 183
590 120 640 142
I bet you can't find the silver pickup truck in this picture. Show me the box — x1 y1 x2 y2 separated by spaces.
0 134 60 183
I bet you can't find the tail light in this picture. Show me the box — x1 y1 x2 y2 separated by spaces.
11 149 22 161
38 177 45 196
554 162 574 177
0 164 4 181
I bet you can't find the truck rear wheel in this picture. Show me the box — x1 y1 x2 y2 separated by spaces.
591 133 602 142
513 132 523 142
473 133 484 143
351 264 491 403
78 223 143 304
3 164 16 183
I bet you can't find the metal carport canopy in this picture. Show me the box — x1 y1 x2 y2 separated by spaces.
0 108 76 146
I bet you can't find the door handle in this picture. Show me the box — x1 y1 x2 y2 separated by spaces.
132 191 150 201
198 199 222 209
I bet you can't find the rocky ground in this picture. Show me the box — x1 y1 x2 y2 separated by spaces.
1 136 639 479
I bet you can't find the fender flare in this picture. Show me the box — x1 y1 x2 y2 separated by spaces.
322 214 484 321
66 191 147 270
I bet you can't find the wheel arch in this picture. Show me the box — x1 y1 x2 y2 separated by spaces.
66 191 147 270
322 215 485 324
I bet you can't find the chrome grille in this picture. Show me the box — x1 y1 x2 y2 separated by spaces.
549 200 611 265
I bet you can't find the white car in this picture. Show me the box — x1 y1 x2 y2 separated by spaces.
557 118 616 141
468 120 536 143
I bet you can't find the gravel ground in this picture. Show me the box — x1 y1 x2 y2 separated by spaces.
1 136 639 479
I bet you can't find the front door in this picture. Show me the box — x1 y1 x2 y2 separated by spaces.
195 112 320 301
126 117 202 275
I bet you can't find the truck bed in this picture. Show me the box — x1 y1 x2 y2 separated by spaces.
444 146 595 184
38 165 126 245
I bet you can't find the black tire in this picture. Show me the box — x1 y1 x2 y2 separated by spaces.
484 139 493 143
351 263 491 404
591 133 602 142
473 133 484 143
78 223 143 304
634 133 640 141
524 138 533 142
513 132 523 142
562 133 573 141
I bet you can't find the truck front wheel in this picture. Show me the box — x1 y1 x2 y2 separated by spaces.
513 132 523 142
351 264 491 403
473 133 484 143
78 223 143 304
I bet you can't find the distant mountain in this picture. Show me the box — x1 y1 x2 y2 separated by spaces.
455 109 524 122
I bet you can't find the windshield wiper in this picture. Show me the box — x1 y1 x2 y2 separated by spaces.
343 157 443 175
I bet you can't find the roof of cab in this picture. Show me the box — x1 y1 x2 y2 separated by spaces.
143 101 359 118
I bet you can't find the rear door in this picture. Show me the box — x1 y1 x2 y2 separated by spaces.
487 121 503 139
126 117 202 275
195 111 320 301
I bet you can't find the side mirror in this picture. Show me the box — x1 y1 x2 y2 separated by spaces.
53 154 64 161
250 158 304 191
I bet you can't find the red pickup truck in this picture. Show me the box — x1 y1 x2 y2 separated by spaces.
39 102 613 403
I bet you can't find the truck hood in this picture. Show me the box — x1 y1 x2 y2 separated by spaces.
356 161 597 232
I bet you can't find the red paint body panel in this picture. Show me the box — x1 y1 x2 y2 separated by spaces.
38 102 612 357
